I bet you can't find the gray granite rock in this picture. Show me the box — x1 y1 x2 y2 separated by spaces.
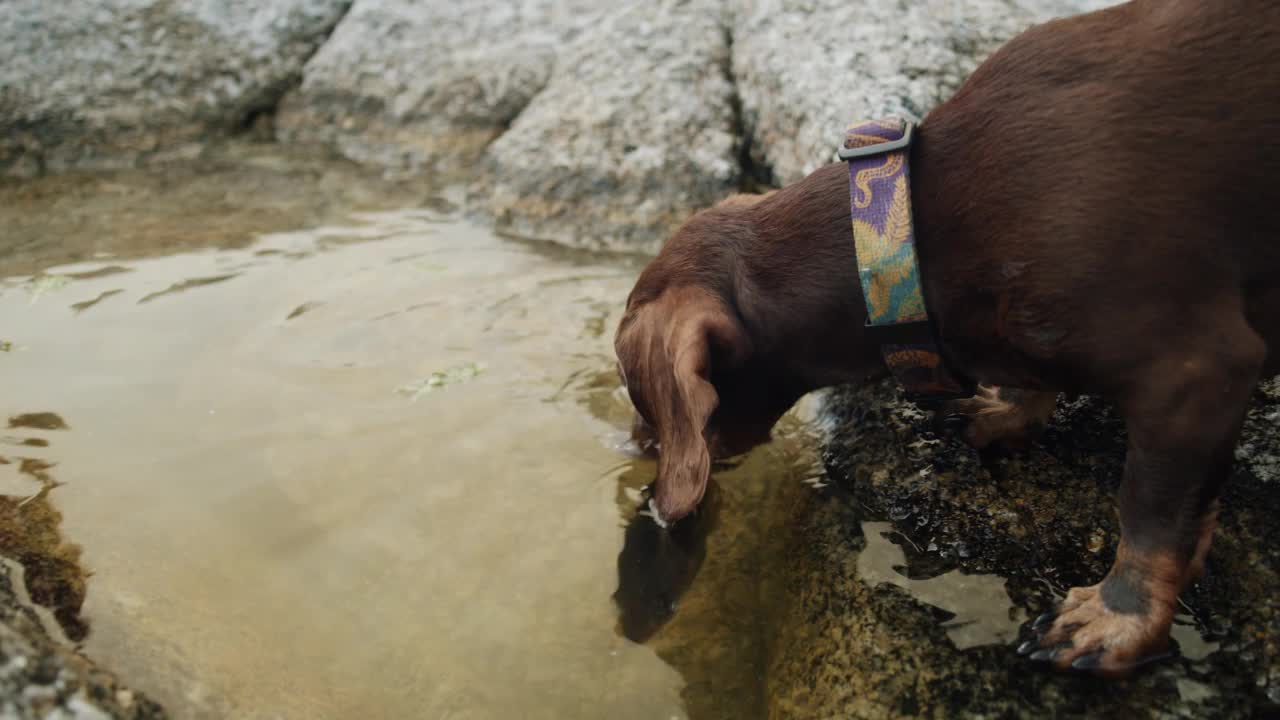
0 0 351 177
279 0 742 251
731 0 1119 186
472 0 740 253
275 0 611 175
2 0 1121 247
469 0 1115 251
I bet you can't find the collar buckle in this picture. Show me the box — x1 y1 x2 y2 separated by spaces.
838 120 916 160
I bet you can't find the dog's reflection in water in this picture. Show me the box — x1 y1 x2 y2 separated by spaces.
612 480 720 643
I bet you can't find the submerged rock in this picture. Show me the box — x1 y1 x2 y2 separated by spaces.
769 379 1279 718
0 0 351 178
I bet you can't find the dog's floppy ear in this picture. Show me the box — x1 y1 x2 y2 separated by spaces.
615 288 749 524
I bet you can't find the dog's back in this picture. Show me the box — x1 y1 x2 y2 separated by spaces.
916 0 1280 380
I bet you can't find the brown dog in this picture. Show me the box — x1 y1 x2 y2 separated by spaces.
614 0 1280 675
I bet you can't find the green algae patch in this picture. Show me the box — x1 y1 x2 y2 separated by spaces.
70 288 125 313
24 274 70 304
137 273 238 304
285 301 322 320
396 362 486 401
7 413 69 431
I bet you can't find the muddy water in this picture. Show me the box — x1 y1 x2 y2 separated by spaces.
0 145 829 719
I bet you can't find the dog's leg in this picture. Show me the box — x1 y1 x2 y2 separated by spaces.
1026 308 1264 675
945 385 1059 449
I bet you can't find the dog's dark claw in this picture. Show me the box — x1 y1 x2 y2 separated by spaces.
1029 648 1059 662
1016 640 1038 656
1071 652 1103 670
1032 612 1056 629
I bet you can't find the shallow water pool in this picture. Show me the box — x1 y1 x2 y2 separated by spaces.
0 144 828 719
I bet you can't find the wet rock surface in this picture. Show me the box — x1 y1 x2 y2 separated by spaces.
0 563 165 720
0 422 165 719
0 0 351 177
769 379 1280 718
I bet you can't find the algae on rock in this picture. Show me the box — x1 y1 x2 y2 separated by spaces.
768 380 1280 718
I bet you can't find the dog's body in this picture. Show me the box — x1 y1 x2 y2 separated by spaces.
614 0 1280 674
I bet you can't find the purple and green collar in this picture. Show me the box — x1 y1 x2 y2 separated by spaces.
839 117 974 400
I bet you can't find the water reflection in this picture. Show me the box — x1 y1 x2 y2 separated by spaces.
1 144 834 720
613 480 719 643
857 521 1025 649
593 394 830 720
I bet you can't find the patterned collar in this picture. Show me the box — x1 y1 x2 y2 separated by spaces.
839 117 974 400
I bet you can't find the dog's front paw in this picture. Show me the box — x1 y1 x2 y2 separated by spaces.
1018 583 1175 676
944 385 1058 450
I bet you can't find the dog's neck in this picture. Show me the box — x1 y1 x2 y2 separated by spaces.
730 161 893 392
730 121 979 396
639 125 967 398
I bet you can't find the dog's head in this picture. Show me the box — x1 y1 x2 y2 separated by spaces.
614 194 816 524
614 280 787 524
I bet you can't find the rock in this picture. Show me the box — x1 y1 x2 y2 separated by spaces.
732 0 1119 185
0 562 166 719
276 0 610 176
0 0 352 177
278 0 1120 252
2 0 1122 248
0 444 165 718
471 0 1116 251
279 0 739 252
470 0 740 253
768 380 1280 718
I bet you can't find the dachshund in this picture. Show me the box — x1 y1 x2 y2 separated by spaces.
614 0 1280 675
